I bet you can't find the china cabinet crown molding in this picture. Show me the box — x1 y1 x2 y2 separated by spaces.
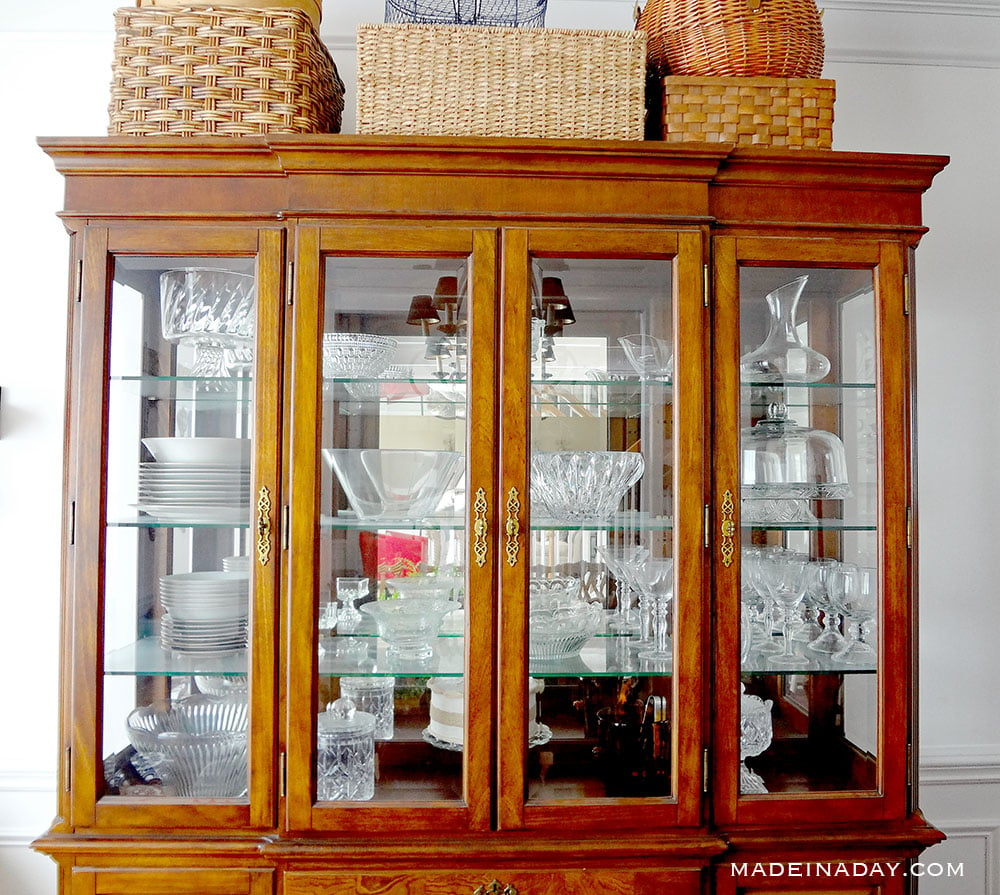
36 135 947 895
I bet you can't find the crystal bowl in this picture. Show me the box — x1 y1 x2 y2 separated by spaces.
618 333 673 379
125 695 248 797
323 448 464 520
385 575 463 601
322 332 398 379
360 597 454 660
141 436 250 466
528 575 582 609
530 451 645 522
529 601 602 660
159 268 256 346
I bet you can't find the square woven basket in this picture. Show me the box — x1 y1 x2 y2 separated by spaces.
355 23 647 140
109 5 344 136
657 76 835 148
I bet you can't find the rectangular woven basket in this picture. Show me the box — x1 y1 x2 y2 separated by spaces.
657 76 835 148
109 5 344 136
355 23 647 140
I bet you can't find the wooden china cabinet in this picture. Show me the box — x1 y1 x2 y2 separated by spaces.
35 135 947 895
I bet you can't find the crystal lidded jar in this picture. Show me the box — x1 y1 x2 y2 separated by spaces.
740 275 831 383
317 697 376 801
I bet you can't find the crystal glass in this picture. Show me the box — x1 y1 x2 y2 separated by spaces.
829 564 878 666
804 559 848 655
530 450 644 523
633 558 675 663
758 551 811 668
528 575 583 609
336 677 395 740
618 333 674 379
596 544 650 632
159 268 256 377
528 600 602 661
739 275 831 383
335 577 369 634
317 697 376 801
324 448 464 520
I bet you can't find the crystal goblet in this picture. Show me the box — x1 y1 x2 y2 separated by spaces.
829 564 878 666
759 551 811 668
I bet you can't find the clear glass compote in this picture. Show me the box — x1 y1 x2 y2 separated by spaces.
829 564 878 666
804 558 848 655
335 577 369 633
759 551 811 668
739 684 773 794
632 558 675 661
596 544 649 632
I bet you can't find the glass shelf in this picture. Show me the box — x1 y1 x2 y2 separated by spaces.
111 374 253 402
109 514 250 529
740 520 876 532
105 637 248 676
742 658 877 675
321 513 466 532
531 512 673 532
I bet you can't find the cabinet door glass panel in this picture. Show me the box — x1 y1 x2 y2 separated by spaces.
104 258 256 800
526 257 674 802
318 256 470 802
738 266 878 796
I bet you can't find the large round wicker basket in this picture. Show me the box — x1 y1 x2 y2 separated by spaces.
637 0 824 78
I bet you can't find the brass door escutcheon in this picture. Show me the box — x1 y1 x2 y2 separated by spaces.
720 488 735 568
504 487 521 567
473 487 488 568
474 882 517 895
256 485 272 566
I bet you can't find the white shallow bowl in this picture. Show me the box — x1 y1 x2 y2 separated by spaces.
323 448 464 520
142 437 251 466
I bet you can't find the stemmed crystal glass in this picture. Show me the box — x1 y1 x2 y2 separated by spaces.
335 577 369 633
829 564 878 666
596 543 649 632
632 558 675 664
804 558 848 656
742 546 783 654
759 551 811 668
793 558 834 645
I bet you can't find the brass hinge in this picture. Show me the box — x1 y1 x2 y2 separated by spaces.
906 742 913 787
702 747 710 793
279 750 287 798
64 746 72 793
285 261 294 306
903 273 911 316
281 504 290 551
69 499 76 547
703 504 710 549
906 506 913 550
703 264 710 308
74 259 83 302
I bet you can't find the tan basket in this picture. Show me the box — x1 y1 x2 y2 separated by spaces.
134 0 323 29
109 6 344 136
637 0 824 78
658 76 834 148
355 23 647 140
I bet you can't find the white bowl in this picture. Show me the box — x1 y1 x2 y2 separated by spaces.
142 437 251 466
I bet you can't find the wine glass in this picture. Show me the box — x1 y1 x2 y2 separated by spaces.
596 543 649 632
742 546 784 654
759 551 811 668
794 558 836 645
335 576 369 633
634 558 675 664
829 564 878 666
804 558 848 656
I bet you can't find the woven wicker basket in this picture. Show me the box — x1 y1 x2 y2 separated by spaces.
637 0 824 78
109 6 344 136
355 23 647 140
135 0 323 28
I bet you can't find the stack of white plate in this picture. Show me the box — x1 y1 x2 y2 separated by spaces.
138 437 250 524
159 571 249 656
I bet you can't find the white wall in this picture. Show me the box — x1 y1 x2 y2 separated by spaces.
2 2 998 893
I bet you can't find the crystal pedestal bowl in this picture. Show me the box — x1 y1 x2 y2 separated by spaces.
531 450 644 523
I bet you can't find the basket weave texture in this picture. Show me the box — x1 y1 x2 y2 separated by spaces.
659 76 834 148
355 23 647 140
135 0 323 29
109 6 344 136
637 0 824 78
384 0 546 27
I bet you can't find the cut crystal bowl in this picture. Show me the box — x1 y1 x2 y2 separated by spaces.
322 332 398 380
531 450 644 523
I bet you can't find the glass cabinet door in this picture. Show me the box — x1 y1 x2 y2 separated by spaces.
714 238 911 824
498 229 706 830
285 228 495 833
73 228 282 829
